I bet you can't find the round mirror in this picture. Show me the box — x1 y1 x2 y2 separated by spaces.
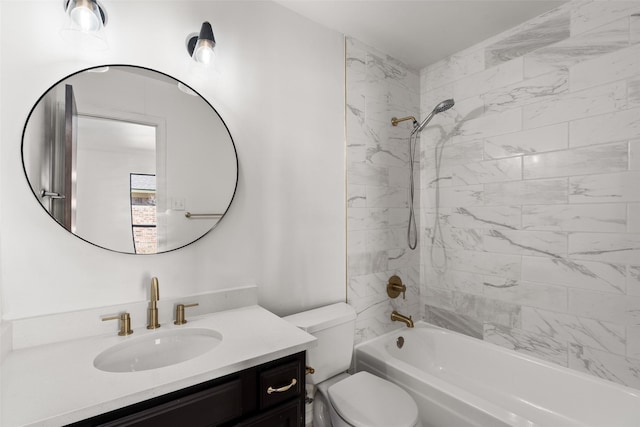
21 65 238 254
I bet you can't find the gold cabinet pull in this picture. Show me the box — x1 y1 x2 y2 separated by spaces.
305 366 315 375
267 378 297 394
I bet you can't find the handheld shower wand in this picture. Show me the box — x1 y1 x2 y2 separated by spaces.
395 99 455 250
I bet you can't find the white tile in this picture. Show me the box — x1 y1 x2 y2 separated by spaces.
424 269 484 295
347 162 389 186
628 265 640 297
630 140 640 170
525 17 631 78
484 279 568 312
347 184 366 208
570 171 640 203
367 228 406 251
347 231 366 254
485 11 570 68
366 186 408 208
446 250 521 280
484 229 567 258
523 81 626 129
347 208 388 232
569 344 640 389
570 44 640 92
569 232 640 265
422 49 485 92
630 79 640 108
571 1 640 36
484 123 568 159
484 323 568 366
522 204 627 232
522 307 625 355
570 107 640 147
523 142 628 179
632 12 640 45
453 57 523 100
445 206 522 230
484 178 568 206
424 184 484 208
484 69 569 113
522 256 626 294
569 289 640 324
627 325 640 359
630 203 640 233
452 157 522 186
423 139 483 167
453 292 521 329
451 109 522 144
426 226 483 252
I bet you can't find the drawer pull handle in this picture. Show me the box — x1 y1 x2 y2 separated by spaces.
267 378 297 394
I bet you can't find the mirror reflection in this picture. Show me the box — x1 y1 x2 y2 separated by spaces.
22 65 238 254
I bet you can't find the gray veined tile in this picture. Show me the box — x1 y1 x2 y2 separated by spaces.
522 255 626 294
453 292 521 329
366 186 408 208
452 157 522 186
424 185 484 208
425 227 483 252
453 57 523 100
422 49 485 92
571 1 640 37
630 79 640 108
568 289 640 325
630 203 640 233
570 107 640 148
483 278 568 312
367 228 406 252
628 265 640 297
484 323 568 366
522 203 627 233
632 12 640 45
570 44 640 92
627 325 640 359
523 81 627 129
523 142 628 180
484 123 568 159
524 17 632 78
484 178 568 206
450 109 522 144
569 232 640 265
347 250 389 277
347 208 389 232
522 307 626 355
347 184 366 208
446 206 521 230
483 229 567 258
447 250 521 280
424 305 483 339
347 162 389 187
483 69 568 113
570 171 640 203
484 11 570 68
423 139 484 167
424 269 485 295
569 344 640 389
348 231 366 255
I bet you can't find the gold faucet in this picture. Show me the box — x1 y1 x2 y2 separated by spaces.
391 311 414 328
147 277 161 329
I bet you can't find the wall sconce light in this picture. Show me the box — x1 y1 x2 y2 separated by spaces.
187 22 216 65
63 0 108 33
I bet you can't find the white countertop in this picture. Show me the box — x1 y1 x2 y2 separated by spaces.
1 305 316 427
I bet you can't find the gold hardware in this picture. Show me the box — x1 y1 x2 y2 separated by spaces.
267 378 297 394
174 303 199 325
387 275 407 299
185 212 223 218
102 313 133 336
391 115 416 127
305 366 315 375
147 277 161 329
391 311 414 328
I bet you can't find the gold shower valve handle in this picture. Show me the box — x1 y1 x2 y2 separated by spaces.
387 275 407 299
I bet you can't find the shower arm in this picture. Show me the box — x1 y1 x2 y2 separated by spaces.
391 116 416 127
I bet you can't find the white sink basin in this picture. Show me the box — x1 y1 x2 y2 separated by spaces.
94 328 222 373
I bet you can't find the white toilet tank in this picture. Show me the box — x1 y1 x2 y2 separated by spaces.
284 302 357 385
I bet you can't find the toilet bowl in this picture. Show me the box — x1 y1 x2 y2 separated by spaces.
284 303 419 427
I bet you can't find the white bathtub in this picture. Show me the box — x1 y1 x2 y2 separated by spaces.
354 321 640 427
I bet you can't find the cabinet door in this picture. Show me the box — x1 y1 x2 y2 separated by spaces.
98 379 242 427
237 400 302 427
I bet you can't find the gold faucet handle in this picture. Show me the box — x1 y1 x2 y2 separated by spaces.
387 275 407 299
174 303 199 325
102 313 133 336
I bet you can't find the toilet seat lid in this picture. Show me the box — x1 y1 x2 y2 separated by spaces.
328 371 418 427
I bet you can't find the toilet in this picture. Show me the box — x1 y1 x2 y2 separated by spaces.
285 302 419 427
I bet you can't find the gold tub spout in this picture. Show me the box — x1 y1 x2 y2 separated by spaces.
391 311 414 328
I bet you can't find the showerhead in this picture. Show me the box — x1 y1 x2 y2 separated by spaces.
414 98 455 134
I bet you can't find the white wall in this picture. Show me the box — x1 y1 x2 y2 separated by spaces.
0 0 345 319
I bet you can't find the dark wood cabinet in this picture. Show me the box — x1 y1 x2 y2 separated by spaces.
67 352 305 427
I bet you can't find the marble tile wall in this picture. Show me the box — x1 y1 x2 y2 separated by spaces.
345 37 421 343
420 0 640 389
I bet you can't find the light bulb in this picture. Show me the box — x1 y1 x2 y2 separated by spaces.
193 39 215 65
66 0 103 33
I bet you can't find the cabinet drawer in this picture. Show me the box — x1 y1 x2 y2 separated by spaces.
99 379 242 427
259 360 302 409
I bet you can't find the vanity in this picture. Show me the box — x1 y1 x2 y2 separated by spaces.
1 305 315 426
